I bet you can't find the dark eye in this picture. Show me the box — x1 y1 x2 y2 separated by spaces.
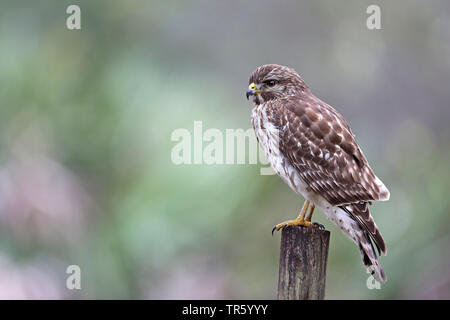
265 80 277 87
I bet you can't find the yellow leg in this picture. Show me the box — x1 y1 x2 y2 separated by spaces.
305 204 315 222
297 200 310 220
272 200 322 234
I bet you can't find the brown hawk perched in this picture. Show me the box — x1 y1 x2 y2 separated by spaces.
246 64 390 282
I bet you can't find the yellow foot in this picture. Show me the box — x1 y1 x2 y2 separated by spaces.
272 219 324 235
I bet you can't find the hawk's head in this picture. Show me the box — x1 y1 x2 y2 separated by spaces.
246 64 309 105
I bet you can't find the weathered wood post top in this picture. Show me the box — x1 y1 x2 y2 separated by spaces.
277 226 330 300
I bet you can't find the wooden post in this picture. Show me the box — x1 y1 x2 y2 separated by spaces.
277 226 330 300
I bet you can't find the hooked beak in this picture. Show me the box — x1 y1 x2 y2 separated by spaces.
246 88 253 100
246 82 261 100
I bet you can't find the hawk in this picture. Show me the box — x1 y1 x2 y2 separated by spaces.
246 64 390 282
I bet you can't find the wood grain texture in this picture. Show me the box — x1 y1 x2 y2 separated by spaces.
277 226 330 300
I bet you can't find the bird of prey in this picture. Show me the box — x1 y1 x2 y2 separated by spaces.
246 64 390 282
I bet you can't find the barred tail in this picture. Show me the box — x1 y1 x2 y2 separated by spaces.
337 204 387 282
342 202 387 256
357 229 387 283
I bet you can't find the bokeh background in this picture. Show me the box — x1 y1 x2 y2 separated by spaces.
0 0 449 299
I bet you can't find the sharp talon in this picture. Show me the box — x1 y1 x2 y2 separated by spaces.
282 224 287 230
271 226 276 236
313 222 325 230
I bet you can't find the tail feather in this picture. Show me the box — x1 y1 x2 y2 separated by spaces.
341 202 387 255
357 230 387 282
335 205 387 282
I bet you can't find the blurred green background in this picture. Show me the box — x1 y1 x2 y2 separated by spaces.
0 0 449 299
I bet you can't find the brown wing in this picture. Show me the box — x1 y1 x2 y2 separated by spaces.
267 95 389 206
